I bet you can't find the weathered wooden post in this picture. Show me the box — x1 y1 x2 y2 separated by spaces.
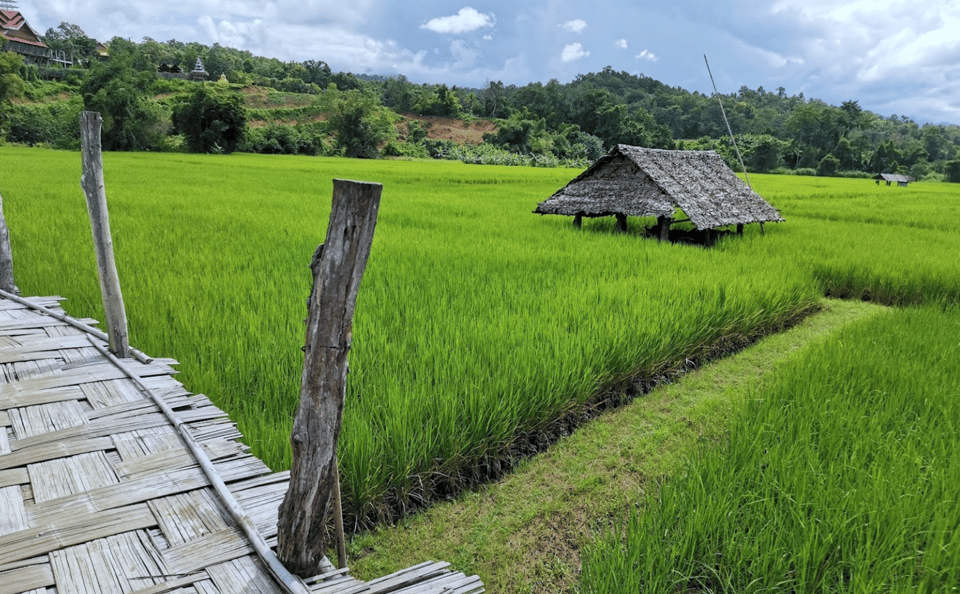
573 213 583 229
277 179 382 577
0 189 17 295
80 111 130 358
658 215 671 242
615 213 627 233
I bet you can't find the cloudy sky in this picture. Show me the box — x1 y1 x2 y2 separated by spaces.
17 0 960 124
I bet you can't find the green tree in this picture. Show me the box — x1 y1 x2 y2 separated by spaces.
327 89 397 158
172 86 246 153
42 22 98 65
81 57 165 151
0 52 25 138
817 153 840 177
944 160 960 183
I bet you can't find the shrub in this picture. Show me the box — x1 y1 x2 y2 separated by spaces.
172 86 247 154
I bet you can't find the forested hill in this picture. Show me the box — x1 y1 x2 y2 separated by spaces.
3 25 960 180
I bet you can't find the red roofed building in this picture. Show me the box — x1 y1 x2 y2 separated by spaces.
1 9 51 65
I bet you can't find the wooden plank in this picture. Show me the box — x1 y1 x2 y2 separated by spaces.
150 489 230 546
112 426 181 461
0 385 86 411
81 379 145 409
7 412 168 454
29 466 208 522
114 448 194 481
160 527 254 575
0 334 91 360
49 531 169 594
0 436 116 472
205 557 285 594
362 562 451 594
0 503 156 570
8 400 87 439
309 577 368 594
0 360 177 405
0 563 55 594
0 467 29 489
0 317 70 332
124 573 209 594
0 485 29 536
29 450 120 503
232 481 287 538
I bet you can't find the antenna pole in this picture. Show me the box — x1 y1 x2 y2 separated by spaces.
704 55 752 189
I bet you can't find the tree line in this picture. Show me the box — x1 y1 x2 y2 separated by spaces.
2 24 960 181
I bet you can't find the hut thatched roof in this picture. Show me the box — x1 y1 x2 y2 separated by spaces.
534 145 783 230
873 173 913 184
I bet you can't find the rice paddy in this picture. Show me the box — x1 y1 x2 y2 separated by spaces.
4 144 960 574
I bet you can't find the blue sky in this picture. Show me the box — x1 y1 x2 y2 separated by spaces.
19 0 960 124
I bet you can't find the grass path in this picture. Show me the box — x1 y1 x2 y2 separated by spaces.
345 298 887 593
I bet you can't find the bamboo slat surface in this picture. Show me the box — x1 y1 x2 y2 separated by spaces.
0 295 483 594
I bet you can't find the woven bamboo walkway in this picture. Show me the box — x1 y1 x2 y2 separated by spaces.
0 294 483 594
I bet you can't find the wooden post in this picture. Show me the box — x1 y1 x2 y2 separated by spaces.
0 190 17 295
658 215 671 242
615 213 627 233
573 213 582 229
277 179 382 577
736 223 744 236
80 111 130 358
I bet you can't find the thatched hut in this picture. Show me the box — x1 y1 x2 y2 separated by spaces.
873 173 913 187
534 145 783 242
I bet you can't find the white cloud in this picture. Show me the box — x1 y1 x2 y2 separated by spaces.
560 19 587 34
561 42 589 62
421 7 495 34
635 49 658 62
615 39 628 49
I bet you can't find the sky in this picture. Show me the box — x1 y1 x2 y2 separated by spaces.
15 0 960 125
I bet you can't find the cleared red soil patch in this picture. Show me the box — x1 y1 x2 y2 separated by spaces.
398 114 497 144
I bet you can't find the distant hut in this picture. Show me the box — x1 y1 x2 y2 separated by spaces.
873 173 913 187
534 145 783 242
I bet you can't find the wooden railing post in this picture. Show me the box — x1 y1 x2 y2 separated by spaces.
80 111 130 358
277 179 382 577
0 189 17 295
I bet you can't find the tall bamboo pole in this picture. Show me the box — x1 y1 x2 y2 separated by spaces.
80 111 130 358
0 189 17 295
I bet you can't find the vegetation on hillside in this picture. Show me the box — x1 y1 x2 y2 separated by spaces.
2 25 960 178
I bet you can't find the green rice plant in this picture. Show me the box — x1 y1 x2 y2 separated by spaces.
582 304 960 592
2 146 820 525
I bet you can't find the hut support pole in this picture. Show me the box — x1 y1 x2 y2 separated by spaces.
573 213 582 229
615 213 627 233
0 190 17 295
760 222 766 236
277 179 382 578
80 111 130 358
658 216 671 242
736 223 744 236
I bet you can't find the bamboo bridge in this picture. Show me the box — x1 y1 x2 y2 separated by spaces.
0 291 484 594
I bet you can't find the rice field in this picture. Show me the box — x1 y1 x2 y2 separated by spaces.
3 146 959 534
582 304 960 592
